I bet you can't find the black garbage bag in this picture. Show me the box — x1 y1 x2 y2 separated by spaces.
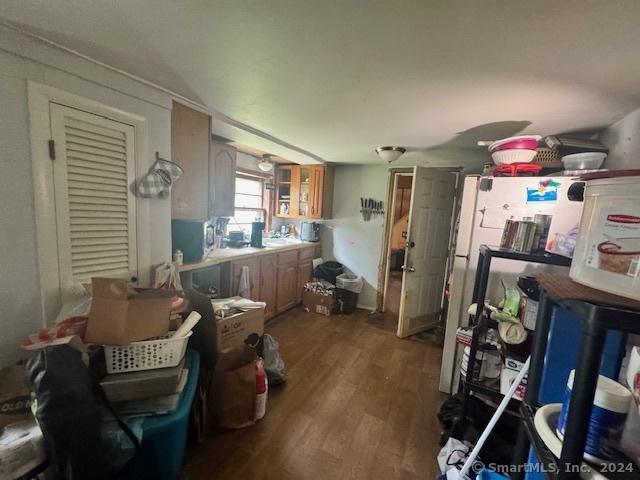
313 261 344 285
437 393 519 467
26 345 138 480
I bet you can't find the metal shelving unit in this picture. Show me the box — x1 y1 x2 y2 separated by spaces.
457 245 571 422
512 275 640 480
519 402 559 480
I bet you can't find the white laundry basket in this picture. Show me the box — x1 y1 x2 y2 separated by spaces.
104 331 192 374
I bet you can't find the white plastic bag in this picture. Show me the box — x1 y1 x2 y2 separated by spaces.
154 262 182 290
336 273 363 293
437 437 471 474
55 283 92 324
262 334 287 385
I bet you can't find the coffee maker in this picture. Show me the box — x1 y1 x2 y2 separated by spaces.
251 221 265 248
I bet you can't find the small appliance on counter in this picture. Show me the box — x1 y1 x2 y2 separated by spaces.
225 231 249 248
214 217 230 249
171 219 214 263
251 221 266 248
301 221 320 242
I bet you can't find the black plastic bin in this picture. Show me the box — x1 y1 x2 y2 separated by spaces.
336 288 358 314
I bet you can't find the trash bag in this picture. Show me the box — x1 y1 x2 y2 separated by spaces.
260 334 287 385
336 273 363 294
26 345 139 480
437 394 518 468
313 261 344 285
437 437 474 474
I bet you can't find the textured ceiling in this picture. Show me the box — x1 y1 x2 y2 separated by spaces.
3 0 640 167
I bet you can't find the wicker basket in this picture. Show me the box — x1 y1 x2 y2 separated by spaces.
104 331 192 374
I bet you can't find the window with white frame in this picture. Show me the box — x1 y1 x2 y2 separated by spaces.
229 174 265 233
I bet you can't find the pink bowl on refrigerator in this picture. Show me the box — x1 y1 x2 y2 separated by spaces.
489 135 541 152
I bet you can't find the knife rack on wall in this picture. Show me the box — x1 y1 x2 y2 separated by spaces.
359 197 384 221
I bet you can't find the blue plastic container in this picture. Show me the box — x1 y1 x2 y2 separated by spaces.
118 350 200 480
525 306 626 479
556 370 630 463
539 307 626 404
476 468 509 480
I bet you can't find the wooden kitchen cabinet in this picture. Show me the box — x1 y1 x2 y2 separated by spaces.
225 245 321 320
297 245 320 302
171 101 211 220
171 102 237 220
209 141 237 217
259 254 278 320
274 165 333 219
276 250 299 313
231 257 261 300
277 263 298 313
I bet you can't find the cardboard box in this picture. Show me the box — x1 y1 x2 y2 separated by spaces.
0 365 32 432
86 278 172 345
500 358 528 401
303 290 335 316
215 306 264 354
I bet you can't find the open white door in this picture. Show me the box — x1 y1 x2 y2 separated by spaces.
397 167 457 338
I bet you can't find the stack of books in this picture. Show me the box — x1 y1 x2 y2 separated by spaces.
500 214 552 254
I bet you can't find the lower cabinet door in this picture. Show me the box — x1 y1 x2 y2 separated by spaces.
259 254 277 320
231 257 260 300
297 260 313 303
276 263 298 313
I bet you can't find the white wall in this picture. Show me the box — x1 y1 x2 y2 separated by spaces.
600 109 640 170
0 26 172 366
320 165 390 309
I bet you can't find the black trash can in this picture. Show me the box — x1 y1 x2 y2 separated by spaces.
336 288 358 314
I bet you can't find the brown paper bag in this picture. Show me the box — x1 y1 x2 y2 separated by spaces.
211 345 257 430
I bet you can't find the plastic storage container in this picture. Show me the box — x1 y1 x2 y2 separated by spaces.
117 350 200 480
556 370 631 463
538 306 626 404
570 174 640 301
561 152 606 170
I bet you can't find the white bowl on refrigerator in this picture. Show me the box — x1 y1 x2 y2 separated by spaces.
491 149 537 165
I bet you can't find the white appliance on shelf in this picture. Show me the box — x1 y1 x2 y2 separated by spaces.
438 175 585 393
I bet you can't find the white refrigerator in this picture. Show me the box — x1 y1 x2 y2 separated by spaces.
438 175 584 393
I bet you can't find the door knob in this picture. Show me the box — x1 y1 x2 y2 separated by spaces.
405 241 415 248
401 265 416 273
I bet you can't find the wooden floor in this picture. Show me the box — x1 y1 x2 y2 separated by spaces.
181 307 446 480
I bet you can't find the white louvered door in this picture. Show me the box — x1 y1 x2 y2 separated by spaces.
50 103 138 295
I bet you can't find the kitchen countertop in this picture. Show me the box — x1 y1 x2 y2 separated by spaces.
177 241 319 273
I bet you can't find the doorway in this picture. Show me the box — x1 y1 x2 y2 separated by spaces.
382 173 413 317
378 167 461 338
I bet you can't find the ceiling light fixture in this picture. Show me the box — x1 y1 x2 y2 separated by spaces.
375 146 406 163
258 154 274 172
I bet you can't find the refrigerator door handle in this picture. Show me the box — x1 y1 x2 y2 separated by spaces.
455 254 469 260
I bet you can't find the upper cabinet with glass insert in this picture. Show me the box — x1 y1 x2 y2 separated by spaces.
274 165 333 219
